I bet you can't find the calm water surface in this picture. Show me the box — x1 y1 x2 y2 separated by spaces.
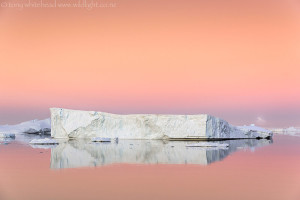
0 135 299 200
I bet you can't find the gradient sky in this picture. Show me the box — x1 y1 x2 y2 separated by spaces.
0 0 300 127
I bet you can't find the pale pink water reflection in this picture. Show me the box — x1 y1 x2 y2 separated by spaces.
0 135 299 200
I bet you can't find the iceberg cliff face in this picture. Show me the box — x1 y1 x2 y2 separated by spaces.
50 108 272 139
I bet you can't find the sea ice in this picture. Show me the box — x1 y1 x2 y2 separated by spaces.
0 133 16 138
186 142 229 148
29 138 59 145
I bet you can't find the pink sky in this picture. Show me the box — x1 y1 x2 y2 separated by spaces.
0 0 300 127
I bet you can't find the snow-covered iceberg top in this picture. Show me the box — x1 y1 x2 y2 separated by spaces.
29 138 59 145
0 119 50 135
50 108 272 140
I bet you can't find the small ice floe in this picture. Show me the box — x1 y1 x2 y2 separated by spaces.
29 138 59 145
186 142 229 148
0 138 14 145
91 137 111 142
30 144 56 149
0 133 16 138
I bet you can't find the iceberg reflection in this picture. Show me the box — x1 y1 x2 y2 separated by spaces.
50 139 272 169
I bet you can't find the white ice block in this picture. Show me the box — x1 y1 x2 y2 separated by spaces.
50 108 272 140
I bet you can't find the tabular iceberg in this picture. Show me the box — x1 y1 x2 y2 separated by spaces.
50 108 272 140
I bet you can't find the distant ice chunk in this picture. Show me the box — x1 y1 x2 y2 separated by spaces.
270 127 300 136
237 125 273 137
286 127 297 132
0 133 16 138
29 138 59 145
0 118 51 135
23 128 41 134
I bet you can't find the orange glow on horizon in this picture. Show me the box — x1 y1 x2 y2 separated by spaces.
0 0 300 126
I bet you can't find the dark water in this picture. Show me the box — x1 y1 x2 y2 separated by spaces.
0 135 300 200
